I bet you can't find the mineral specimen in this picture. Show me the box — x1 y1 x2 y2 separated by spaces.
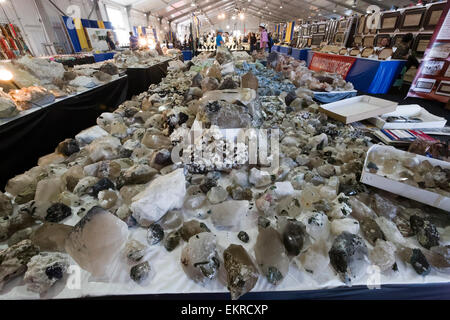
45 203 72 222
180 220 210 241
223 244 259 300
65 206 128 277
237 231 249 243
278 218 306 256
410 215 440 249
24 252 69 294
30 223 73 252
181 232 220 283
369 239 396 272
210 200 249 231
131 168 186 226
0 240 39 290
329 232 369 284
125 240 147 263
130 261 151 283
147 223 164 245
254 227 289 285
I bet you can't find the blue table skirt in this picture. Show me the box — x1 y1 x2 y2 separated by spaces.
93 52 116 62
182 50 193 61
291 48 310 61
305 50 406 94
280 46 291 55
272 45 281 52
313 90 357 103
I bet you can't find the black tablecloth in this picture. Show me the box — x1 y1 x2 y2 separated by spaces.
126 60 169 99
0 76 128 190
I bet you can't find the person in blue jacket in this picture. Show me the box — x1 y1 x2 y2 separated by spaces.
216 30 224 47
129 31 138 50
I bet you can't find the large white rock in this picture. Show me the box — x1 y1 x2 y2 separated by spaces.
131 168 186 226
210 200 249 231
249 168 272 188
75 125 109 146
331 218 360 235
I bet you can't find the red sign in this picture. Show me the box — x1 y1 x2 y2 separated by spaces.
309 52 356 79
408 2 450 103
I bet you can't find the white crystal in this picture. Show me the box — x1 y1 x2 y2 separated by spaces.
131 168 186 226
75 126 109 146
210 200 248 231
331 218 360 235
249 168 272 188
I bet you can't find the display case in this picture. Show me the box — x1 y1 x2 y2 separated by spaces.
350 48 361 56
339 48 348 55
333 32 345 46
363 15 377 34
399 7 426 31
412 33 432 57
311 34 324 46
375 34 392 47
380 11 401 32
357 15 366 34
311 24 319 34
361 47 374 58
337 19 349 32
318 23 327 33
363 35 375 48
377 47 393 60
423 2 446 30
353 35 363 47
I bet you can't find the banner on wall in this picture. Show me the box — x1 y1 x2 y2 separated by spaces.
309 52 356 79
85 28 113 51
284 21 295 43
408 2 450 103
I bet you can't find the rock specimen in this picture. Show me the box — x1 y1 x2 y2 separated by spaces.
399 247 431 276
223 244 259 300
0 240 39 290
0 91 19 118
8 227 33 246
330 218 360 235
131 168 186 226
210 200 248 231
254 227 289 285
30 223 73 252
241 71 258 90
24 252 69 294
410 215 440 249
360 218 385 246
296 239 331 282
125 240 147 263
130 261 151 283
238 231 249 243
279 218 306 256
147 223 164 245
207 186 228 204
181 232 220 283
56 138 80 156
180 220 210 241
164 230 181 251
0 209 36 241
45 203 72 222
65 206 128 277
249 168 272 188
329 232 368 284
369 239 396 272
0 192 13 217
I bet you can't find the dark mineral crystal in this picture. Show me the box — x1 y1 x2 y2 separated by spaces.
258 216 270 228
410 215 440 249
360 218 385 246
91 178 115 197
237 231 249 243
164 230 181 251
154 149 172 166
130 261 151 283
282 220 306 256
410 248 431 275
45 203 72 222
45 263 64 280
266 266 283 284
284 91 297 106
147 223 164 245
200 178 217 193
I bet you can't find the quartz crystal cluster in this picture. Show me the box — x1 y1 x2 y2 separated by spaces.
0 47 449 299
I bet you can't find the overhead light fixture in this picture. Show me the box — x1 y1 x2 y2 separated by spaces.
226 25 230 29
191 1 196 7
239 12 245 20
232 15 236 20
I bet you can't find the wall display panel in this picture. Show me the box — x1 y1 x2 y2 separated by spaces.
338 19 349 32
412 34 432 57
423 2 446 30
357 15 366 34
363 35 375 47
350 48 360 56
378 47 393 60
353 36 363 46
311 25 318 34
392 34 413 49
399 8 426 31
380 12 401 32
333 32 345 46
436 81 450 96
311 34 324 46
318 23 326 33
361 47 374 57
375 34 392 47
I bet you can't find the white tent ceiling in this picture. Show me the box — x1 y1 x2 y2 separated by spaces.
108 0 417 26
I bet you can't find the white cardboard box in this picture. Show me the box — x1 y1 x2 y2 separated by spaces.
369 104 447 129
319 95 398 124
361 144 450 211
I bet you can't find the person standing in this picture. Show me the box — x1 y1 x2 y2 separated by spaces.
250 32 257 52
105 31 116 51
129 31 138 50
259 24 268 52
216 30 224 48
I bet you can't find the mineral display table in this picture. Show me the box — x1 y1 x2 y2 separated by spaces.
0 75 128 190
305 50 406 94
279 46 292 55
291 48 310 61
125 60 170 99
